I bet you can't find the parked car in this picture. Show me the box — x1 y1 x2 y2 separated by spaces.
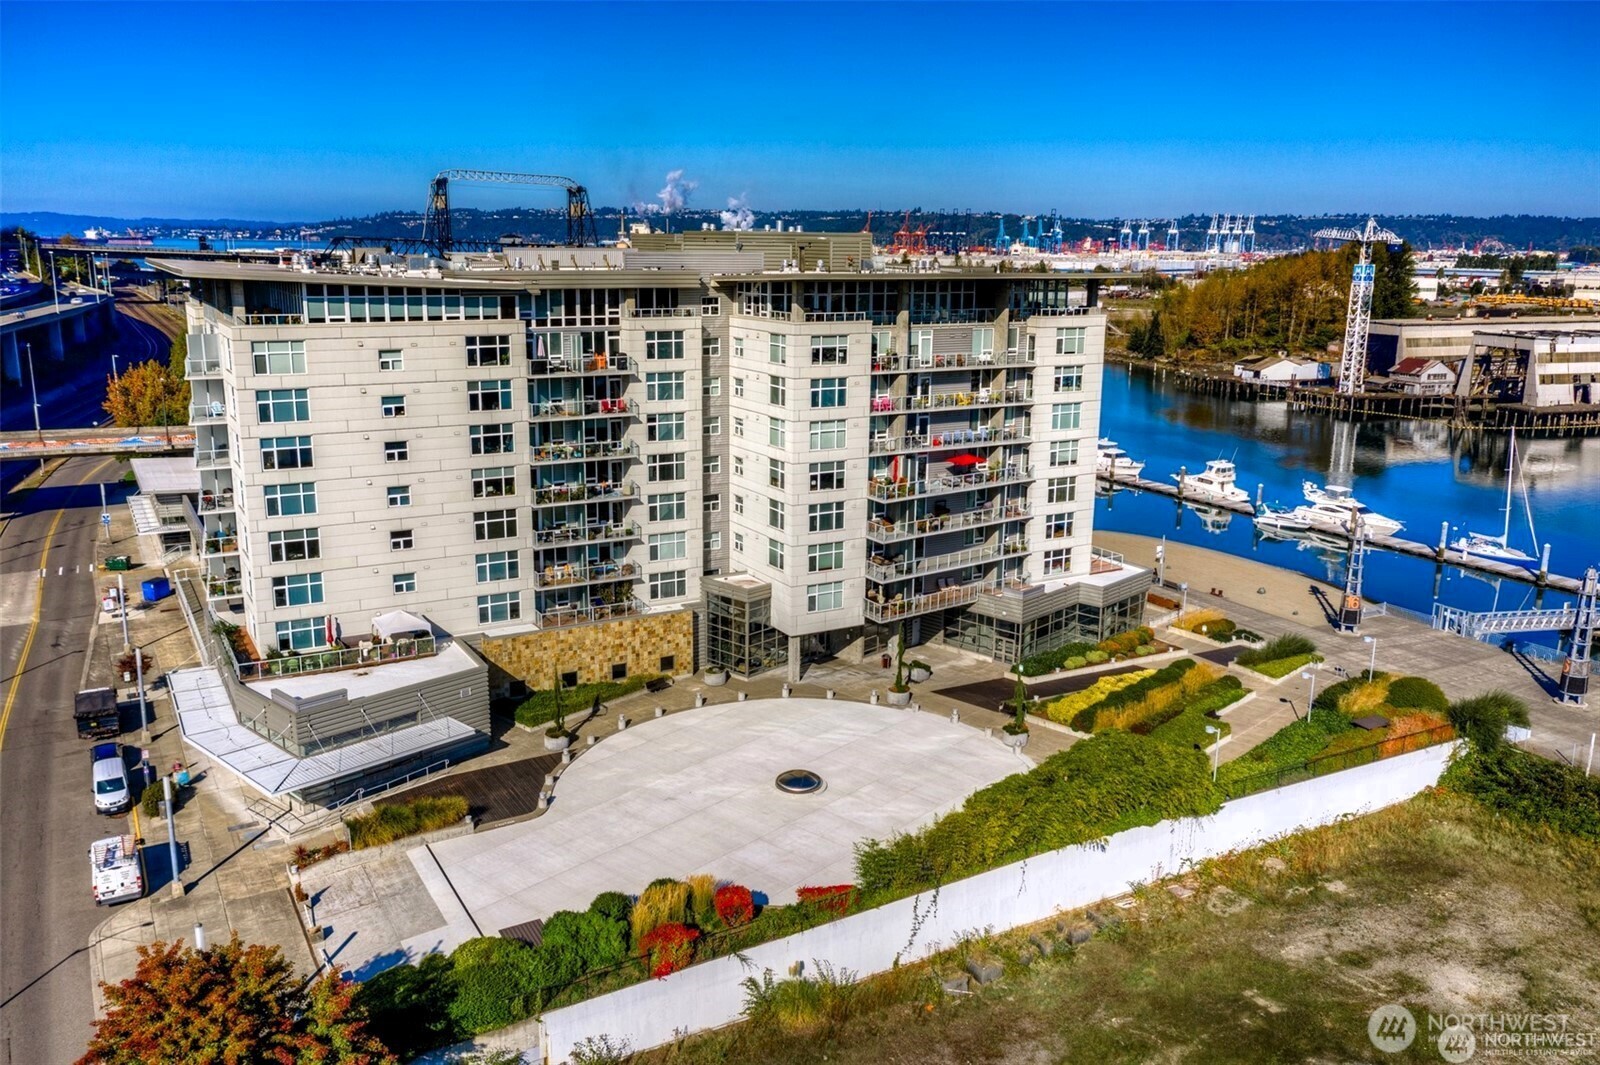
91 743 130 814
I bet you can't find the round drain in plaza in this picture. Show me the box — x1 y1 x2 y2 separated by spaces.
775 769 824 794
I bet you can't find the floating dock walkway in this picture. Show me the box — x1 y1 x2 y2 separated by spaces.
1096 469 1585 596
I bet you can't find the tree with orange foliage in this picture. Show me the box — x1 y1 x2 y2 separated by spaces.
102 355 188 429
78 935 394 1065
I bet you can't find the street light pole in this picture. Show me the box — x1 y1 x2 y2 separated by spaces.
1204 724 1221 780
24 341 42 443
1363 635 1378 679
1302 666 1319 710
49 250 59 313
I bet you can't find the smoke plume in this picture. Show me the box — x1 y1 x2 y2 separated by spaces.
720 195 755 231
634 169 697 217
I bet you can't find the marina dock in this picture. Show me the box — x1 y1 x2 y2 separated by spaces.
1096 470 1586 595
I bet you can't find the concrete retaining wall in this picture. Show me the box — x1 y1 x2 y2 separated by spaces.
536 741 1455 1063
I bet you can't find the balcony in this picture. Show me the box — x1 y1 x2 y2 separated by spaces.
194 446 231 470
868 425 1030 455
535 596 649 629
627 307 695 318
205 576 243 601
867 542 1008 582
863 581 985 622
530 398 632 419
234 634 438 683
871 348 1034 373
908 308 994 325
532 481 636 507
533 561 638 588
801 310 870 322
530 440 637 463
201 534 239 557
185 355 223 378
534 521 639 545
867 465 1033 502
197 488 236 514
528 353 631 376
190 401 228 424
867 502 1029 543
868 387 1034 414
236 313 305 326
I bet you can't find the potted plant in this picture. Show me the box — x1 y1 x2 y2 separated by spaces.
886 639 913 706
908 660 932 683
1002 665 1031 749
704 666 728 687
544 671 574 750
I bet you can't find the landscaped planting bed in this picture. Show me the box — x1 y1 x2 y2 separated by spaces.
1017 626 1162 677
514 674 660 729
346 794 469 849
1234 634 1323 679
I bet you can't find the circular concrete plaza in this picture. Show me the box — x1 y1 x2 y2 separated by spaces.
418 698 1022 936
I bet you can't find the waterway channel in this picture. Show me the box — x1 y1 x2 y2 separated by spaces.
1094 363 1599 646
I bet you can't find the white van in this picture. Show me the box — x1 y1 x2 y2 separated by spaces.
91 743 130 814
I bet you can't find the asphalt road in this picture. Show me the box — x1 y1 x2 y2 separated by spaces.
0 455 128 1065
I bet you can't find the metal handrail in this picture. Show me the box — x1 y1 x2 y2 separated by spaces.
868 466 1033 501
235 634 440 683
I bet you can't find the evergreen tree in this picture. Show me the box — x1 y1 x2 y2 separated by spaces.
1372 240 1418 318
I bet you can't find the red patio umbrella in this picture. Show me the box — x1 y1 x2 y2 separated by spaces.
945 453 984 467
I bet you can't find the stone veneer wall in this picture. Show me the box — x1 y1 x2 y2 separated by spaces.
476 610 696 686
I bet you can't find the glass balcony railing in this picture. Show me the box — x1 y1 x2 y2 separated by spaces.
863 581 986 622
531 481 637 506
867 387 1034 414
871 348 1034 372
530 440 637 463
532 561 637 587
868 426 1030 455
868 466 1033 502
535 597 649 629
534 522 639 545
235 634 439 683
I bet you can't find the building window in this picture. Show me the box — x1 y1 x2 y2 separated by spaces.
390 529 414 550
469 424 514 455
267 528 319 563
380 394 406 418
272 572 324 608
251 340 305 375
808 500 844 532
705 531 722 550
612 662 629 680
810 335 848 365
256 388 309 423
768 498 785 530
474 509 517 541
392 572 416 594
769 334 787 364
1054 364 1084 392
645 371 685 401
475 550 519 583
1050 440 1080 466
733 376 745 398
1055 327 1085 355
472 466 515 498
647 413 685 441
733 337 745 359
378 349 404 371
263 483 316 517
468 380 513 411
275 617 325 653
702 337 722 358
659 654 676 672
1045 513 1074 539
1044 547 1072 575
703 376 721 396
649 570 687 600
768 537 785 569
768 457 785 489
769 376 787 406
769 417 786 447
1047 476 1078 504
703 454 721 475
647 452 685 482
704 493 721 513
701 296 721 316
477 591 521 624
648 492 685 521
649 531 687 561
260 435 313 470
644 331 685 359
704 415 721 437
732 455 745 477
808 419 846 450
387 485 411 507
466 335 512 366
384 441 408 462
733 416 745 438
808 460 845 491
1050 403 1082 431
732 531 745 553
807 581 844 612
810 377 846 408
808 541 844 572
733 494 745 515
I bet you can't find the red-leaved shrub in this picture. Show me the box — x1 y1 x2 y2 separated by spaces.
713 884 755 927
638 921 699 978
796 884 855 915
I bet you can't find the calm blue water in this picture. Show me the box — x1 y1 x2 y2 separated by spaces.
1094 363 1600 633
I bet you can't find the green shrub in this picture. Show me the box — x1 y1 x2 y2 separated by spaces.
1234 629 1264 643
1218 709 1352 789
588 890 633 926
355 952 459 1054
1387 676 1448 713
1235 633 1318 667
1084 649 1110 665
855 731 1221 899
140 778 166 819
1243 652 1325 679
1017 641 1097 677
347 794 469 849
541 909 629 973
1149 710 1231 749
515 675 658 728
1446 690 1531 754
1134 644 1156 656
447 937 545 1034
1039 670 1153 727
1070 659 1200 731
1313 672 1391 714
1063 656 1088 671
1443 745 1600 843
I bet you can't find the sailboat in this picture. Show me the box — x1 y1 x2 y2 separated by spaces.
1452 430 1540 570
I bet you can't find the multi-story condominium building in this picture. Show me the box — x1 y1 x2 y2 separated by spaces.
156 233 1147 800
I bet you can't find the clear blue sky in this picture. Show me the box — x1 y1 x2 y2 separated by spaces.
2 1 1597 221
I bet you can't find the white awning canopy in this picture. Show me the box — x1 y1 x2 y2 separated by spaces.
371 609 432 640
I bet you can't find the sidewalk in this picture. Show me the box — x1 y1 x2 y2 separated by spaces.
84 501 313 1015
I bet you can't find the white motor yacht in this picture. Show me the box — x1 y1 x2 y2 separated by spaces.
1175 458 1251 505
1253 504 1312 534
1096 439 1145 478
1298 482 1404 536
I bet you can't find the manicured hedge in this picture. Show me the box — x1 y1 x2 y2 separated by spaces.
1149 708 1231 749
514 675 658 728
1038 670 1154 727
1387 676 1449 713
1235 633 1318 667
1242 652 1324 679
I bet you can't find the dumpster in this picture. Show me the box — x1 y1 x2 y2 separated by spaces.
140 577 172 604
104 555 132 572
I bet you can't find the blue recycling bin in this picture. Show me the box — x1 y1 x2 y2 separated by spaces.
141 577 172 604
